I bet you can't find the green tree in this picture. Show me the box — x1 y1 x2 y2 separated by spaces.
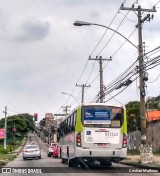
125 101 141 132
0 113 36 141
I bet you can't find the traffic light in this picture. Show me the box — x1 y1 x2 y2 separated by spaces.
12 128 16 134
34 113 38 121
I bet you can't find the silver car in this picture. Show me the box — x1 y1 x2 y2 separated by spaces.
22 145 41 160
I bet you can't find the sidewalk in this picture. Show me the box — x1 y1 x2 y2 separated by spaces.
119 155 160 168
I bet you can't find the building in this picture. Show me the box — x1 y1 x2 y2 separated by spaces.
146 110 160 121
45 113 54 127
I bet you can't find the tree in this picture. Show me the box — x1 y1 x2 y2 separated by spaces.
0 113 36 140
125 101 141 132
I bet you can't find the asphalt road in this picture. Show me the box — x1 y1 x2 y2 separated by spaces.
0 133 158 176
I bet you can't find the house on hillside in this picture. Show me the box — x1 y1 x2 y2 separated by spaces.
146 110 160 122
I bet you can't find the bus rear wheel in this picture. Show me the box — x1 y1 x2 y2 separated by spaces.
100 160 112 167
68 158 79 167
61 158 66 163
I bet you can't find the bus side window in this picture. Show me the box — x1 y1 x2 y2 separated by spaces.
70 114 73 132
63 120 66 135
68 116 71 133
61 122 64 136
65 119 67 134
73 112 76 131
66 118 69 134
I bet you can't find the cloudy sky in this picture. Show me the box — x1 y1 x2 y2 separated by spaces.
0 0 160 121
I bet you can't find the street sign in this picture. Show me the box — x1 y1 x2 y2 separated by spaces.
0 129 5 139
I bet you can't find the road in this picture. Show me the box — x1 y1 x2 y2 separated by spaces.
0 133 158 176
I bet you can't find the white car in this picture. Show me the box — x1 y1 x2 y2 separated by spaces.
22 145 41 160
47 143 57 157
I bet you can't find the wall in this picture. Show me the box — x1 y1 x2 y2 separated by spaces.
127 121 160 151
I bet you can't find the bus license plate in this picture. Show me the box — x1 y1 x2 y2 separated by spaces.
98 143 107 147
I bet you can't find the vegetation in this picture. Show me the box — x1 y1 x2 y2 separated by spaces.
125 94 160 132
0 113 36 154
125 101 141 132
127 149 140 155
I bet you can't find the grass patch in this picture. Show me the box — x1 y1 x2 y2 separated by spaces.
153 149 160 155
0 153 16 166
127 149 140 155
0 144 20 154
0 153 16 161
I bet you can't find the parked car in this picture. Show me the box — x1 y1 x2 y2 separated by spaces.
53 143 59 158
47 143 58 157
22 145 41 160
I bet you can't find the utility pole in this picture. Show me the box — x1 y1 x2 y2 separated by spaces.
76 84 90 104
89 56 112 103
3 106 7 150
121 4 156 164
61 105 71 115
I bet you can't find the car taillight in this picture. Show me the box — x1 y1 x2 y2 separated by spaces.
76 132 81 147
24 150 28 152
122 134 127 148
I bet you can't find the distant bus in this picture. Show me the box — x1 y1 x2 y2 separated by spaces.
57 103 127 167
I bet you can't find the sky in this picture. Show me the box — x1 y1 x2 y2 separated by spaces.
0 0 160 122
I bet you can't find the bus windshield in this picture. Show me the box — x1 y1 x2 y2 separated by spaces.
82 106 123 128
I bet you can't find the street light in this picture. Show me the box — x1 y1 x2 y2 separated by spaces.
73 21 137 49
61 92 80 105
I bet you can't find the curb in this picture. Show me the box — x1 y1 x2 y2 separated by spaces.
119 160 160 168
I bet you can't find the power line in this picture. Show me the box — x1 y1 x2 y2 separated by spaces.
55 0 143 112
60 0 128 108
154 0 160 6
147 72 160 83
89 0 127 56
118 11 137 23
97 11 130 56
88 27 137 101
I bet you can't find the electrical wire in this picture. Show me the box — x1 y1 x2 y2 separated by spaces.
55 0 147 112
95 51 160 102
97 11 130 55
108 93 125 106
97 0 138 56
63 0 133 108
118 11 137 23
147 73 160 83
55 0 128 110
89 27 137 102
154 0 160 6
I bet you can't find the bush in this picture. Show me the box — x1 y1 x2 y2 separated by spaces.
0 145 10 154
127 149 140 155
153 149 160 155
2 149 8 154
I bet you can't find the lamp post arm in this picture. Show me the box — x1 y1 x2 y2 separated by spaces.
74 21 137 49
61 92 80 105
92 23 137 49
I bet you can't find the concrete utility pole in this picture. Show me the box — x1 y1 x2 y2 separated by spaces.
3 106 7 150
121 4 156 164
61 105 71 115
76 84 90 104
89 56 112 103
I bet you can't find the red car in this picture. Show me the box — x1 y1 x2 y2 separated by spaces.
53 143 59 158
